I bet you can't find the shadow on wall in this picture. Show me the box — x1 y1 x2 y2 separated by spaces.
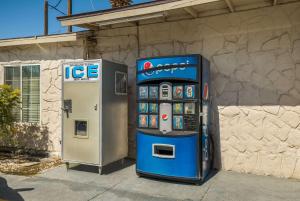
211 104 221 170
0 123 51 154
0 177 34 201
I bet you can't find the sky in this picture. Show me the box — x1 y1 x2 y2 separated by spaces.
0 0 152 39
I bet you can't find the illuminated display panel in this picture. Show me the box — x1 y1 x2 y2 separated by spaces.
173 85 183 99
173 116 183 130
149 115 158 128
149 86 159 99
173 103 183 114
184 103 195 114
138 115 148 128
184 85 195 99
139 103 148 113
139 86 148 99
149 103 158 113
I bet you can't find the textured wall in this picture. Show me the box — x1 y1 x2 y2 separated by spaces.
0 41 85 156
90 3 300 178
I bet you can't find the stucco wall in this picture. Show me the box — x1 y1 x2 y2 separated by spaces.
90 3 300 178
0 41 85 155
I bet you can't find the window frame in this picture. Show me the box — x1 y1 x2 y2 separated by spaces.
3 64 41 124
115 71 128 96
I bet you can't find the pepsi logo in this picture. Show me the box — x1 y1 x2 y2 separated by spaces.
203 83 209 100
176 87 182 94
162 114 168 121
143 61 153 70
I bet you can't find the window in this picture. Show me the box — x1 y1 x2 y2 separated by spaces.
4 66 21 121
115 71 127 95
4 65 40 123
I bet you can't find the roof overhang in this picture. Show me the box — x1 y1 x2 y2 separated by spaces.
0 33 77 48
57 0 300 30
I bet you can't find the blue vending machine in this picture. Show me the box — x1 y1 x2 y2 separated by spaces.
136 54 212 184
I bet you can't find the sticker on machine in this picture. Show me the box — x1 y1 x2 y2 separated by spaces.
162 114 169 121
64 62 100 82
203 83 209 100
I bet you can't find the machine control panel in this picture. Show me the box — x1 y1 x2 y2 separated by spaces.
137 82 198 133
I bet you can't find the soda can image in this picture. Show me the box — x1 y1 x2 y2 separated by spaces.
173 85 183 99
184 85 195 99
149 86 159 99
149 115 158 128
173 115 183 130
184 103 195 114
139 86 148 99
173 103 183 114
149 103 158 113
139 115 148 128
139 103 148 113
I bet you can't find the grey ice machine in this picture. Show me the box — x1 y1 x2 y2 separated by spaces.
62 59 128 174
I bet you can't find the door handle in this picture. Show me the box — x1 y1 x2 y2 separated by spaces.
61 107 69 118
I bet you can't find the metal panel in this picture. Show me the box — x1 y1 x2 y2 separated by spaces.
62 59 128 168
101 60 128 166
62 81 100 165
62 60 102 166
136 131 198 179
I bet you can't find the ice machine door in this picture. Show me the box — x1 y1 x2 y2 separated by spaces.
62 82 100 165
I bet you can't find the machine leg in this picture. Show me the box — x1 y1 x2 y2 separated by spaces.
66 162 70 171
98 167 102 175
121 158 125 166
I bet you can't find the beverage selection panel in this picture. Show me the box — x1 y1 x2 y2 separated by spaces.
137 83 197 132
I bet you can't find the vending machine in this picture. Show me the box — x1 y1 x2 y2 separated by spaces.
136 55 212 184
62 59 128 174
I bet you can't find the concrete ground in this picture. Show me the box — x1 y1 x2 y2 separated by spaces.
0 161 300 201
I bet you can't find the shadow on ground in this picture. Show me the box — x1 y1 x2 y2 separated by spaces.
0 176 33 201
67 158 135 175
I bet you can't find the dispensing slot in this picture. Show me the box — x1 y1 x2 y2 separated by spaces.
74 120 88 138
152 144 175 158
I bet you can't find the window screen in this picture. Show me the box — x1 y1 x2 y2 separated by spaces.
115 71 127 95
4 65 40 123
22 65 40 122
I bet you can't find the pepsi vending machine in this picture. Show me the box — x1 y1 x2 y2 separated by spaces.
136 55 212 184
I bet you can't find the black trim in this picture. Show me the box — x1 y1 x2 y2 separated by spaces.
198 55 203 178
137 129 197 137
137 77 199 85
137 54 201 62
136 99 198 103
136 170 203 185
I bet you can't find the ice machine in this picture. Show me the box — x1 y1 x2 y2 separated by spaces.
62 59 128 174
136 55 212 184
